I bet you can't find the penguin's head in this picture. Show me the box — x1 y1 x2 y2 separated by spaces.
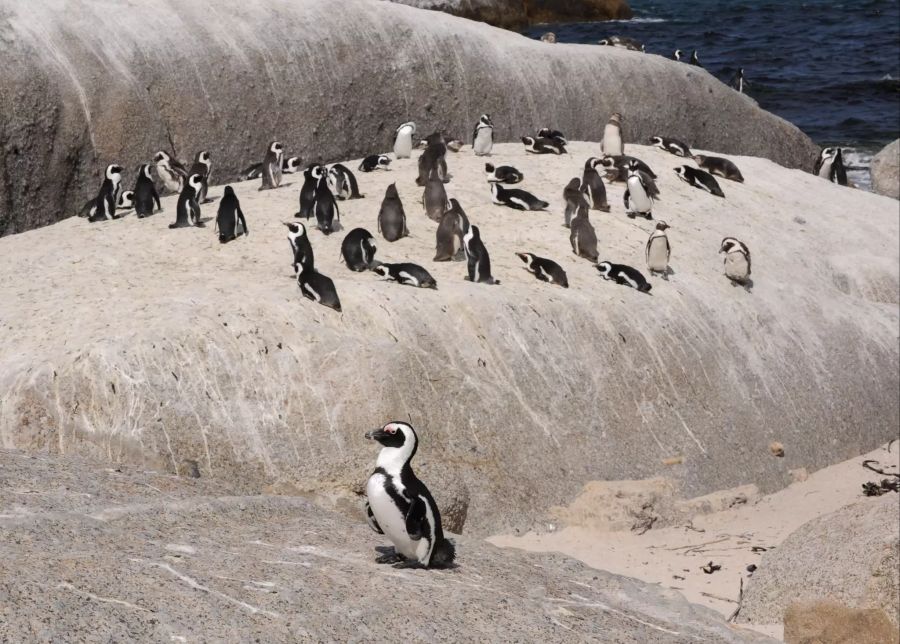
372 264 389 279
309 164 326 180
188 173 203 191
377 155 391 169
598 38 610 46
284 221 307 243
365 421 417 451
596 261 613 278
480 114 492 126
385 183 399 198
626 160 643 177
516 252 534 266
649 136 664 147
106 164 123 180
609 112 622 124
198 150 211 164
598 156 615 169
674 49 682 60
484 163 495 174
566 177 581 190
819 147 835 161
719 237 746 255
521 136 535 146
396 121 416 135
118 190 134 208
692 154 706 163
656 221 670 231
270 141 283 154
140 164 154 180
223 186 235 198
153 151 169 164
284 157 301 173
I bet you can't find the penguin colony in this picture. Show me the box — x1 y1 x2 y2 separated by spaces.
77 94 851 564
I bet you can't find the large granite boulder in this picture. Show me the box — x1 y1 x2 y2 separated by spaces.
0 0 817 236
390 0 633 28
871 139 899 199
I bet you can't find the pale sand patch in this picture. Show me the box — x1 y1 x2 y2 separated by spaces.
488 442 899 641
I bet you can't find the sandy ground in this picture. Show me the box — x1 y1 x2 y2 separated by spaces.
489 442 900 640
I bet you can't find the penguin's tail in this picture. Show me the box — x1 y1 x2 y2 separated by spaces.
430 538 456 568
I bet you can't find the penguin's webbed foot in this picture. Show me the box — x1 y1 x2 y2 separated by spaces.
392 560 425 570
375 551 406 565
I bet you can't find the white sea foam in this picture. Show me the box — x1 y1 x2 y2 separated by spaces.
843 147 874 192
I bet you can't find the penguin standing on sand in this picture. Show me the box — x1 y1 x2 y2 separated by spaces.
133 164 161 218
416 133 449 185
169 174 204 228
260 141 284 190
299 165 326 220
285 222 314 277
313 170 340 235
601 112 624 157
719 237 752 287
364 421 456 569
582 158 610 212
434 198 469 262
464 225 499 285
153 151 187 194
645 221 671 280
215 186 248 243
188 150 212 203
88 164 124 222
570 203 599 262
378 183 409 242
624 161 654 219
423 176 450 222
472 114 494 156
340 228 377 271
563 178 587 228
394 122 416 159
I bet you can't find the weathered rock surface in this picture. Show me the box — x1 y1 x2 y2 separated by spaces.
0 0 817 236
390 0 633 28
783 601 899 644
740 495 900 628
1 142 897 538
871 139 900 199
0 448 774 643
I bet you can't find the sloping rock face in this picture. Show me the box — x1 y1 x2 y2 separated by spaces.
390 0 633 28
739 495 900 628
0 0 817 236
1 142 897 537
0 449 774 643
871 139 899 199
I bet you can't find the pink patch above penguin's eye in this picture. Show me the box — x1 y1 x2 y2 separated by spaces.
385 426 396 435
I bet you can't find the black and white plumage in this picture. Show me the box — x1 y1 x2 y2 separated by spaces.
373 262 438 289
260 141 284 190
242 157 296 182
378 183 409 242
563 177 589 228
153 150 187 194
595 155 657 183
188 150 212 203
215 186 247 244
601 113 624 157
133 163 161 218
598 36 644 52
296 260 341 312
596 261 652 293
693 155 745 183
394 121 417 159
434 198 469 262
813 147 848 186
582 158 610 211
484 163 524 184
521 136 566 155
729 68 745 93
650 136 693 158
491 182 548 211
364 422 455 569
117 190 135 212
313 171 340 235
359 154 392 172
537 128 568 146
624 161 654 219
423 176 450 222
340 227 377 272
87 164 124 222
299 165 326 220
282 156 302 174
416 133 449 186
285 221 314 277
517 252 568 287
569 203 599 262
689 50 702 67
328 163 364 200
169 174 204 228
472 114 493 156
464 224 499 285
719 237 752 286
675 165 725 197
673 49 682 61
645 221 671 280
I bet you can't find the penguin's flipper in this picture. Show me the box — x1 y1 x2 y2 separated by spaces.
405 496 427 541
365 500 384 535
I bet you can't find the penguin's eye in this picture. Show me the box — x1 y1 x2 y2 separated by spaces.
385 426 397 435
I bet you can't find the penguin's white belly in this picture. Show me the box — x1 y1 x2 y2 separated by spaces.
602 126 623 156
473 129 492 155
159 167 181 193
627 179 653 212
394 134 413 159
817 160 833 178
724 252 750 280
647 238 668 271
366 473 418 559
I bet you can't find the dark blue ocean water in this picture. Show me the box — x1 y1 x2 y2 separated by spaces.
524 0 900 182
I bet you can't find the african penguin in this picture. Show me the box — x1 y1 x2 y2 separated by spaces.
328 163 364 200
169 174 204 228
215 186 247 243
472 114 494 156
601 112 624 157
598 36 644 52
596 261 652 293
491 183 548 211
675 165 725 197
673 49 682 61
117 190 135 212
153 150 187 194
423 176 450 222
650 136 692 157
537 128 568 146
729 68 745 93
624 161 654 219
521 136 566 155
283 156 302 174
313 170 340 234
434 198 469 262
596 155 657 183
463 225 499 285
373 263 438 289
340 228 377 272
689 50 702 67
693 155 744 183
296 261 342 312
645 221 671 280
393 121 417 159
299 165 326 220
416 133 449 186
359 154 392 172
484 163 524 184
260 141 284 190
582 159 611 212
284 221 314 277
516 252 568 287
719 237 752 286
813 147 848 185
88 164 124 222
378 183 409 242
570 202 599 262
188 150 212 203
364 421 455 569
133 163 161 218
563 177 589 228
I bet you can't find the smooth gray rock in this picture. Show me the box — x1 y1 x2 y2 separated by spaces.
739 495 900 628
871 139 899 199
0 449 774 643
0 0 818 236
389 0 633 28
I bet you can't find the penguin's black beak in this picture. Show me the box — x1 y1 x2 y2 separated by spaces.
365 428 386 441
